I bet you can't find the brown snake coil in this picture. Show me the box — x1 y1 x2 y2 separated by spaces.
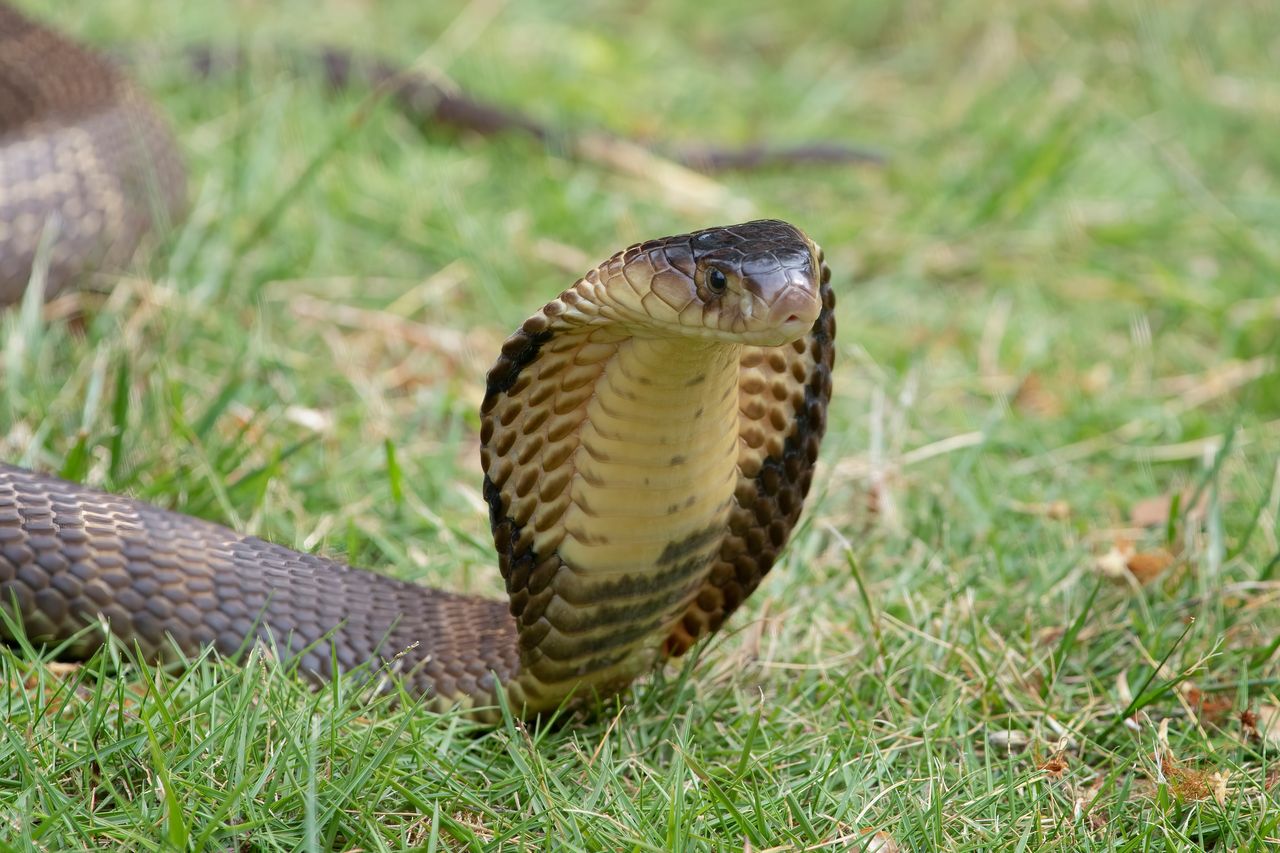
0 4 835 718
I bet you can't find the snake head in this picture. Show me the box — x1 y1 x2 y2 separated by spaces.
598 219 825 347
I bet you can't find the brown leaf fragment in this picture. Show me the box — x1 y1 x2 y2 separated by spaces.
1130 489 1209 529
44 661 81 678
1181 686 1232 724
859 829 902 852
1125 549 1174 584
1241 708 1260 739
1012 372 1063 417
1039 755 1069 777
15 661 81 690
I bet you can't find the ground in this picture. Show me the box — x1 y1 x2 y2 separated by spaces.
2 0 1278 849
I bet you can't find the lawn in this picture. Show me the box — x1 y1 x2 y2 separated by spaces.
2 0 1279 849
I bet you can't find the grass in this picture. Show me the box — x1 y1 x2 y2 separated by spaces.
2 0 1279 849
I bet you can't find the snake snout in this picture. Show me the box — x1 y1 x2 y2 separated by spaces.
759 274 821 329
740 255 822 343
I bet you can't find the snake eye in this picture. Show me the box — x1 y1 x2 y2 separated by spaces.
706 267 728 294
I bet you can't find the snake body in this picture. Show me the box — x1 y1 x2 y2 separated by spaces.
0 5 835 717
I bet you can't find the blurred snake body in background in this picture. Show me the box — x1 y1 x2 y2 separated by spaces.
0 3 184 303
0 3 834 718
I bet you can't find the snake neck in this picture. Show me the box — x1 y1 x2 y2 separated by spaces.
562 335 742 570
481 324 744 709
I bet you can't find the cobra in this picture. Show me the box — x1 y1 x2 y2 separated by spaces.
0 4 835 719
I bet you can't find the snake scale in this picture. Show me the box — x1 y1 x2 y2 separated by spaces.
0 3 834 718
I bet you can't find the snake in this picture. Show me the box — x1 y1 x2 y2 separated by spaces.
0 3 835 718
